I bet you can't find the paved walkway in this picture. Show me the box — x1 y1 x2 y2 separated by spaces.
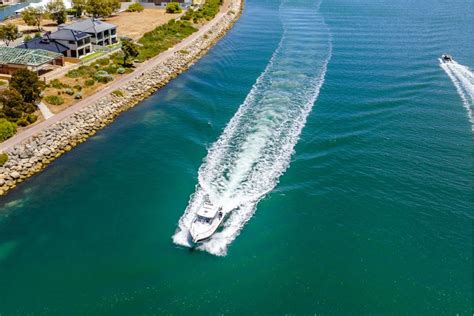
37 102 54 119
0 6 231 153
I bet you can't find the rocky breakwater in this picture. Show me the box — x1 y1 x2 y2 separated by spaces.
0 0 243 196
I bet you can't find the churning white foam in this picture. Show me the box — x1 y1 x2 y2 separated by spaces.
172 0 332 256
440 60 474 131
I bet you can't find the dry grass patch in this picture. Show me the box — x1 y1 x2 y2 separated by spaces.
2 17 58 35
104 8 181 40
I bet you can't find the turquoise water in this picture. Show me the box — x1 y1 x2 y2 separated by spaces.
0 0 473 314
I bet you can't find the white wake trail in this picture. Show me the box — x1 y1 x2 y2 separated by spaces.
440 60 474 131
173 0 332 256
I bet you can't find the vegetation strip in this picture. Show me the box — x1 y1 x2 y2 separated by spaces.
0 0 243 196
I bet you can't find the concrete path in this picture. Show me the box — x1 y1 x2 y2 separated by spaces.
0 5 231 153
37 102 54 119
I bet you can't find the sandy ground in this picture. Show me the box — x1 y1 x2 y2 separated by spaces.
104 9 181 40
3 9 179 41
2 17 58 34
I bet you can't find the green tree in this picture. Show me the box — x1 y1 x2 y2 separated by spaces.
21 7 44 31
46 0 67 25
72 0 87 16
86 0 120 17
9 69 44 104
0 23 20 46
165 2 181 13
0 88 25 121
121 39 139 66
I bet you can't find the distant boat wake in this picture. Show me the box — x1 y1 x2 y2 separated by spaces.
440 60 474 131
172 0 332 255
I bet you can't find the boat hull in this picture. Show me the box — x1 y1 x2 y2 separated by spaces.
189 213 225 243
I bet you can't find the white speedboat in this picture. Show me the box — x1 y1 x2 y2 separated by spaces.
441 54 453 63
189 199 224 243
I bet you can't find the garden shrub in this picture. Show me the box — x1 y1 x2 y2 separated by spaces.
117 67 125 74
126 2 144 12
111 89 124 97
44 95 64 105
16 118 29 127
74 92 82 99
104 64 118 74
97 75 113 83
50 79 63 89
64 88 74 95
0 153 8 166
166 2 181 13
96 58 110 66
85 79 95 86
66 66 95 78
27 113 37 124
94 70 113 83
0 119 17 141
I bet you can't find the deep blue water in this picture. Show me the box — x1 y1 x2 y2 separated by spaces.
0 0 472 314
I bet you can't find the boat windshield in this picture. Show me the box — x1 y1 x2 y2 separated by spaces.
197 215 212 224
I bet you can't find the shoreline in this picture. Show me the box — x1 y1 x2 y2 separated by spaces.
0 0 243 196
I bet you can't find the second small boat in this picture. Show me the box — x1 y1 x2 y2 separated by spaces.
441 54 454 63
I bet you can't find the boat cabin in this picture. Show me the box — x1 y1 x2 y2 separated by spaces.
196 202 221 221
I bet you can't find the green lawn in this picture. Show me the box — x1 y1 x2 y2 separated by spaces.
80 51 105 62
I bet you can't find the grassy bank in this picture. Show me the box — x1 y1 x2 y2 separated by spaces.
137 0 223 61
182 0 223 22
137 20 197 61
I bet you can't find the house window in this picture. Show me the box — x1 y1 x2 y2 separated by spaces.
79 48 84 56
85 46 91 53
111 28 116 35
71 50 77 57
85 37 90 44
69 40 75 44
